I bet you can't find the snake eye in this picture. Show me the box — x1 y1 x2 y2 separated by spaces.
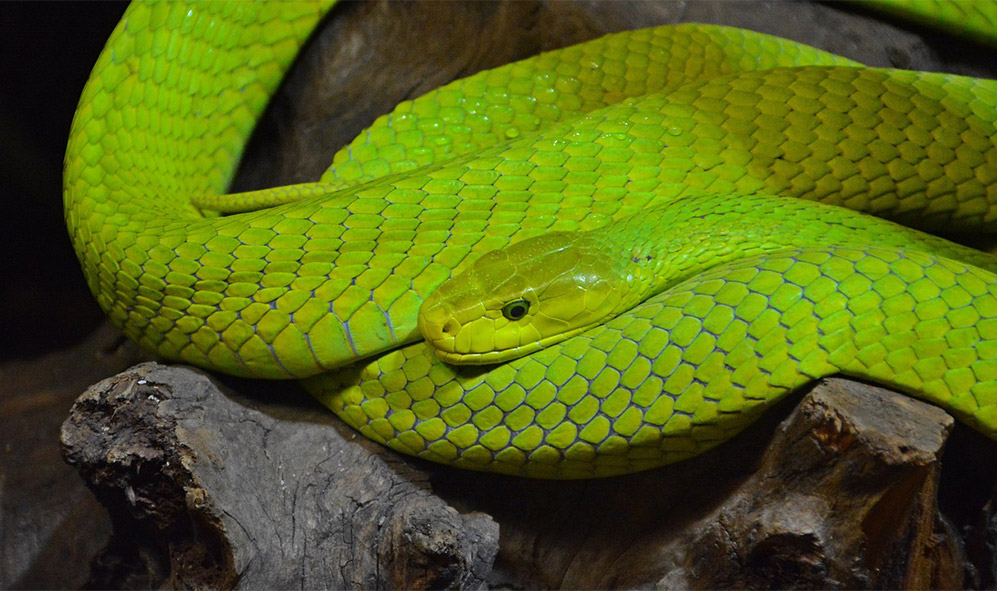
501 299 530 321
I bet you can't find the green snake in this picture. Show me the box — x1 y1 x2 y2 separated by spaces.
66 1 997 478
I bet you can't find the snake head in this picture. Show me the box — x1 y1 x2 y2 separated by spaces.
418 231 634 365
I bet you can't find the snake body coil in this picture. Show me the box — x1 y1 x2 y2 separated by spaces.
66 1 997 478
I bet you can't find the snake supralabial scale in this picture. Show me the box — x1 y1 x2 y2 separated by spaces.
65 1 997 478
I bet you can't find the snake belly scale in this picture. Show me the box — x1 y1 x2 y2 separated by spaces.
65 1 997 478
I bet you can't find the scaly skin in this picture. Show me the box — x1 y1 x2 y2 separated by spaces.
310 245 997 478
66 1 997 478
419 194 997 365
863 0 997 46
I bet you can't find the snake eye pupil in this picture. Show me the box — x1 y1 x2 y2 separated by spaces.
502 300 530 321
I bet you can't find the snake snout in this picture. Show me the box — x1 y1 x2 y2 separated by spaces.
440 318 460 335
417 299 460 353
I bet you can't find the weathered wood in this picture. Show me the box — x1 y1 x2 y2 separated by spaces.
656 379 960 589
62 361 984 589
430 379 973 589
61 362 498 590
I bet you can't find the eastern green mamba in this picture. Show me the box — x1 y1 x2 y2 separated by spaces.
65 1 997 478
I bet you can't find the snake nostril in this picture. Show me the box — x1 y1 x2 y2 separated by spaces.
441 319 458 335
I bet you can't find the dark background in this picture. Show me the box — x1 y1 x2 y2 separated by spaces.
0 2 127 360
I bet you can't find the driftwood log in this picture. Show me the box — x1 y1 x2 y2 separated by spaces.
61 365 994 589
4 0 997 588
61 363 498 590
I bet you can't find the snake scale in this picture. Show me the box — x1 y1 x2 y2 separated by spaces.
65 1 997 478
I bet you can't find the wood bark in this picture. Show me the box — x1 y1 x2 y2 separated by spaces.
60 362 498 590
62 363 994 589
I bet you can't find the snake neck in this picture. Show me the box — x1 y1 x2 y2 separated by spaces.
588 192 997 317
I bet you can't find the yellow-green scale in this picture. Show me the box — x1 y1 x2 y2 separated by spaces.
318 25 865 187
66 1 997 479
588 192 997 303
71 57 997 379
307 246 997 478
860 0 997 47
194 23 865 213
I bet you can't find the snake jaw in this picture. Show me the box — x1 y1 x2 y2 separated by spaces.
428 324 597 365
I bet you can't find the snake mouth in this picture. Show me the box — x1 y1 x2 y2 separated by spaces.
428 324 598 366
431 341 544 366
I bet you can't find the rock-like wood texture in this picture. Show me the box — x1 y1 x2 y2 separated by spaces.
61 363 497 590
62 363 983 589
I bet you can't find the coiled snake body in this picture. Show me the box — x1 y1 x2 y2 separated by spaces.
66 1 997 478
